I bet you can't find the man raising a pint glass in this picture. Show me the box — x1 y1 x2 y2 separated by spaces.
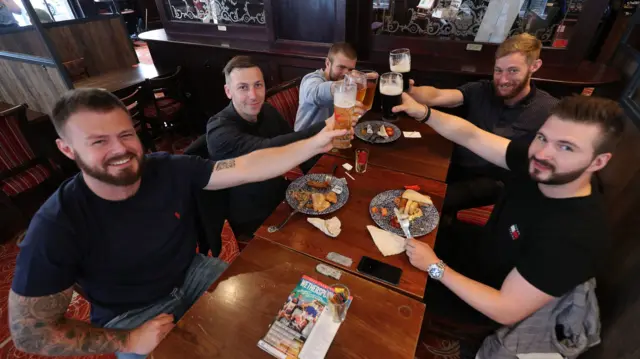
296 42 366 132
407 34 558 218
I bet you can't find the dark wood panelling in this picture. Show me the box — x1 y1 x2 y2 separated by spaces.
0 59 69 113
47 17 137 76
271 0 336 43
0 28 49 58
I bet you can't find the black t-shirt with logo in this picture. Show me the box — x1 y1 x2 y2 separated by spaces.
475 140 608 296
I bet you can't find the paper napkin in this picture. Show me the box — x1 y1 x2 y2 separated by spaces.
308 217 342 238
366 226 406 256
403 131 422 138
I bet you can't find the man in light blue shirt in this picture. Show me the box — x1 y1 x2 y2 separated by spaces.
295 42 365 131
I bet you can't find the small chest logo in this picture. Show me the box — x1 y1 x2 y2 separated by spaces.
509 224 520 240
174 212 181 220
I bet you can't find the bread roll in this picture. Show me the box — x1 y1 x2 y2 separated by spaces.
401 189 433 205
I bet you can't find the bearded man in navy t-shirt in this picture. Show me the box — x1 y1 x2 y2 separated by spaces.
8 89 346 359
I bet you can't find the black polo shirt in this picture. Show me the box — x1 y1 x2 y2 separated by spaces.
454 80 558 168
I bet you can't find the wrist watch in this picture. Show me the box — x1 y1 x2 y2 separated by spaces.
427 260 446 280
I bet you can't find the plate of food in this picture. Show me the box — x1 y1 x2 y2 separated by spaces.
285 173 350 215
369 189 439 237
355 121 401 144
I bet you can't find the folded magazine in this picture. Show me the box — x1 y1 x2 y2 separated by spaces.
258 275 352 359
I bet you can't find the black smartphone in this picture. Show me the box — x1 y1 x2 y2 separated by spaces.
357 256 402 285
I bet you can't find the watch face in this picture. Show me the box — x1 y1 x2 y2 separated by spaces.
428 265 441 278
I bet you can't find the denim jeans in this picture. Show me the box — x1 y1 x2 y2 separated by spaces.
103 254 228 359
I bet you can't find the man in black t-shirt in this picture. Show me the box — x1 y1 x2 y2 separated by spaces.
8 89 347 359
408 34 557 215
393 94 623 333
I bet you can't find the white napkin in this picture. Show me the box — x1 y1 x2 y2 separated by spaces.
403 131 422 138
308 217 342 238
366 226 406 256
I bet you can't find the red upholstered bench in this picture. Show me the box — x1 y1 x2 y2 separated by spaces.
456 205 494 227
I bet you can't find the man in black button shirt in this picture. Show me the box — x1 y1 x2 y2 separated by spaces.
206 56 357 238
409 34 558 214
393 94 623 332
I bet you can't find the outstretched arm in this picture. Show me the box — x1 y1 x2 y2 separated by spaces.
393 92 511 170
408 80 464 108
204 125 347 190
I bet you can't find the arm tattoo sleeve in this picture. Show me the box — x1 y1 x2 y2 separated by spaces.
8 289 129 356
214 159 236 171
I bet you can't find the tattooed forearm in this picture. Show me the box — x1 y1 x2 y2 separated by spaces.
214 159 236 171
8 289 129 356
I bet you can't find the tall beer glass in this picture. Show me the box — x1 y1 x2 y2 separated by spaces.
361 70 379 112
380 72 403 122
333 81 356 149
347 70 367 103
389 48 411 92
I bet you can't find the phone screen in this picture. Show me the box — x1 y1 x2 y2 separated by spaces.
357 256 402 285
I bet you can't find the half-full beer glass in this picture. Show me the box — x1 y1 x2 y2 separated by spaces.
333 80 356 149
380 72 403 122
389 48 411 92
361 70 379 112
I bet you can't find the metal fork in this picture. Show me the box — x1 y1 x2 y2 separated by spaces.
267 197 310 233
393 208 412 239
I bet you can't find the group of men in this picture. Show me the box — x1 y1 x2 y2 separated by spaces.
8 33 623 359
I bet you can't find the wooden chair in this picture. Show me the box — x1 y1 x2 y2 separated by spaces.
0 104 60 201
266 77 304 180
142 66 190 138
62 58 90 82
118 86 157 152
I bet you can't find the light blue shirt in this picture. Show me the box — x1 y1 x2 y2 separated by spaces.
295 69 334 132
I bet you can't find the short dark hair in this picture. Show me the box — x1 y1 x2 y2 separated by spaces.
223 56 260 83
51 88 127 136
327 42 357 63
550 95 625 154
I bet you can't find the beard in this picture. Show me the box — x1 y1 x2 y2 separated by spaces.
528 156 589 185
75 151 145 186
494 72 531 100
329 64 342 81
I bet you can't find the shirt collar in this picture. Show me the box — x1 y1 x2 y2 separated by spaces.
225 101 264 126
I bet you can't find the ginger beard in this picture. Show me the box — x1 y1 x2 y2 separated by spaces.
75 150 145 186
528 155 590 185
494 70 531 100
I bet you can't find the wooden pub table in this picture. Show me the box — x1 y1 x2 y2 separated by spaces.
151 238 425 359
255 155 447 300
329 111 454 182
73 64 159 93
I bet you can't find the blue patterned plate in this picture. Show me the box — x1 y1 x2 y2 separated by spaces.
355 121 401 144
285 173 350 215
369 189 439 237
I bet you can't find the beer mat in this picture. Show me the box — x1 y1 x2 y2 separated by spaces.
285 174 350 215
403 131 422 138
355 121 401 144
342 163 353 171
369 189 439 238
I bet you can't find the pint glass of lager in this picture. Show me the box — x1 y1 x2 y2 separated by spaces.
361 70 379 112
389 48 411 92
333 80 357 149
379 72 403 122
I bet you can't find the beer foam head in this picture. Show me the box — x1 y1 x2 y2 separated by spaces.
334 92 356 108
390 61 410 73
380 83 403 96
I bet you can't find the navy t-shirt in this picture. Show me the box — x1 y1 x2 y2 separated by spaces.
12 153 214 326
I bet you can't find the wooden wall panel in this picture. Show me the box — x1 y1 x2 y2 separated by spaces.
47 17 138 76
0 59 69 113
0 28 49 58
